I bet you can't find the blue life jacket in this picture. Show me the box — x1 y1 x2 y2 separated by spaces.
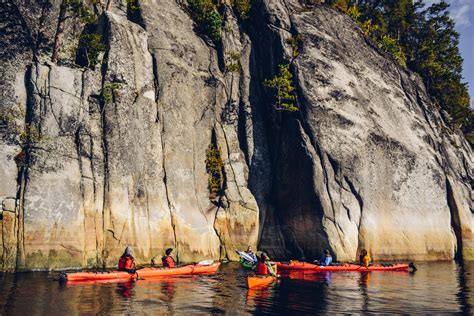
320 255 333 266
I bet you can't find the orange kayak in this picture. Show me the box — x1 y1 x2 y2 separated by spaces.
247 275 277 289
62 263 221 282
63 271 135 282
277 262 409 272
188 262 221 274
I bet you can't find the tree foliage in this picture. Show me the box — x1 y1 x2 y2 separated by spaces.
65 0 97 24
378 34 407 66
225 51 242 74
264 64 298 112
205 144 224 195
79 33 105 68
232 0 252 19
187 0 223 42
102 83 121 104
0 105 44 146
286 35 303 60
51 0 99 63
328 0 473 145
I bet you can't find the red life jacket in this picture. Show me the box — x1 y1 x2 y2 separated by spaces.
256 262 268 275
118 255 135 270
162 255 175 268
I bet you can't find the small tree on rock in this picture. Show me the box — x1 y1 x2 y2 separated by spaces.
264 64 298 112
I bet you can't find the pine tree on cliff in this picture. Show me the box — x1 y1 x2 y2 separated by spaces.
411 1 471 131
329 0 473 145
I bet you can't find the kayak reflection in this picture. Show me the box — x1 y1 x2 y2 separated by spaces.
116 281 135 298
161 279 176 302
247 285 275 313
359 272 371 289
284 271 333 285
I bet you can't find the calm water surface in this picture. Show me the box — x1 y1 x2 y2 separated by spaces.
0 262 472 314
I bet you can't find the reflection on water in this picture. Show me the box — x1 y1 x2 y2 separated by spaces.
0 262 472 314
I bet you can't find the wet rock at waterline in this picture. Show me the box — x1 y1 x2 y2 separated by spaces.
0 0 472 271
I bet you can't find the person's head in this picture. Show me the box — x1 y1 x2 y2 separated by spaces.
247 246 253 252
260 253 268 262
360 249 367 256
124 246 132 256
165 248 173 256
324 249 330 256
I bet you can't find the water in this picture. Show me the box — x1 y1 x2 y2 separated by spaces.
0 262 472 314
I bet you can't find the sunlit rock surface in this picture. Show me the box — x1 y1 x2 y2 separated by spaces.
0 0 472 270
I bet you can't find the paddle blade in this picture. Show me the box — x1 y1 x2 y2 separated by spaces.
236 251 256 263
198 260 214 266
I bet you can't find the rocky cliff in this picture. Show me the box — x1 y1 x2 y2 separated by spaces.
1 0 472 271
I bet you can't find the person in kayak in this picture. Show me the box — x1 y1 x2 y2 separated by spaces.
118 246 136 273
359 249 371 267
162 248 176 268
246 245 258 262
256 253 277 276
318 249 333 266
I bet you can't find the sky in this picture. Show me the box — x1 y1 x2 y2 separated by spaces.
424 0 474 107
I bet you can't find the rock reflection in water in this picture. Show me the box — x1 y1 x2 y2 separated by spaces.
0 262 472 314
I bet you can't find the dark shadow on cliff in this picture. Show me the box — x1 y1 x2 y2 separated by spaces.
241 0 331 260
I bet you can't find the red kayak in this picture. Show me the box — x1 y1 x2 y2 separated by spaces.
61 263 221 282
277 262 409 272
247 275 277 289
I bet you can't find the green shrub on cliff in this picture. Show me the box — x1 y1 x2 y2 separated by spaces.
377 35 406 67
224 51 241 74
126 0 140 11
264 64 298 112
206 10 223 41
102 83 121 104
0 105 45 146
64 0 97 24
51 0 101 64
187 0 223 42
286 35 302 60
205 144 224 196
0 106 24 137
80 33 106 68
232 0 252 19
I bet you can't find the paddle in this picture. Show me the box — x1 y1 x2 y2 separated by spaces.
134 271 145 281
236 250 257 263
197 259 214 266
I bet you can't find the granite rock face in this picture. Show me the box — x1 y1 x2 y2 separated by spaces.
255 1 473 262
0 0 472 271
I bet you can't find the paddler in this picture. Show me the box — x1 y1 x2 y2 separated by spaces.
359 249 371 267
256 253 277 276
246 245 258 262
162 248 176 268
118 246 136 273
318 249 333 266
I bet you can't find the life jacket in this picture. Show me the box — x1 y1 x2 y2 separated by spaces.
118 255 135 270
162 255 175 268
360 254 371 267
256 262 268 275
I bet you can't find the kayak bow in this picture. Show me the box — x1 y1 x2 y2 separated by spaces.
247 275 277 289
240 259 255 271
